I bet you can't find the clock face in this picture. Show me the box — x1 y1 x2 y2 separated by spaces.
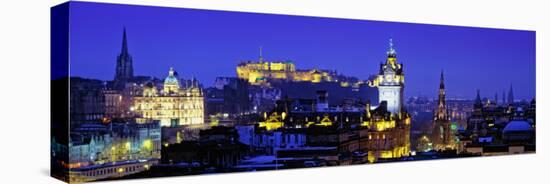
385 75 393 82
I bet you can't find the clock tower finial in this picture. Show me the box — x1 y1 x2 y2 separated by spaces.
387 38 397 57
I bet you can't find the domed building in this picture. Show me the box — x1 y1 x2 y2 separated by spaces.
163 67 180 94
502 120 534 144
133 67 205 127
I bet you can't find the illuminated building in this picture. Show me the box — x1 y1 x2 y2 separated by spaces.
257 93 410 163
432 71 457 151
69 160 157 183
254 40 412 162
236 48 335 85
363 39 410 162
368 38 405 114
67 121 161 182
133 68 205 127
362 101 411 163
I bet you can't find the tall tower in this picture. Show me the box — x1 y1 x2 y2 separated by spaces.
507 84 514 104
375 38 404 114
474 89 483 113
432 71 455 150
114 28 134 90
436 71 447 119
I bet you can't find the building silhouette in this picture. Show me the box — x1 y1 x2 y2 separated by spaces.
114 28 134 90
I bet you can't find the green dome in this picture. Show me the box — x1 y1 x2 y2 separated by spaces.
164 67 179 85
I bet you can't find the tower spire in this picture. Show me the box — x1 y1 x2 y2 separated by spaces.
114 27 134 90
437 70 447 119
439 70 445 89
508 83 514 104
121 27 128 54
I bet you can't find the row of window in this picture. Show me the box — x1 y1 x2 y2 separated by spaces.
81 164 144 177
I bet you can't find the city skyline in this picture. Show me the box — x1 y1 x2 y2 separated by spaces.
52 2 536 182
68 2 535 100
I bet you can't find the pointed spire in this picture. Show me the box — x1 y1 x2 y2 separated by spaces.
475 89 481 103
439 70 445 89
121 27 129 54
436 71 447 119
114 27 133 90
508 83 514 104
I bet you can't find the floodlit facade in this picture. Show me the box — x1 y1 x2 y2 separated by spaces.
67 122 161 182
236 48 335 85
133 68 205 127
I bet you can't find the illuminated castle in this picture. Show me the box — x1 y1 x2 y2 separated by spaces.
236 47 335 85
133 68 205 127
432 71 457 150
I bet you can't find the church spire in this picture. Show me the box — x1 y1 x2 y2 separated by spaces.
436 70 447 119
439 70 445 89
121 27 129 54
114 27 134 90
474 89 483 109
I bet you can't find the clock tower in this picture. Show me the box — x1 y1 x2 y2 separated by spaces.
370 39 404 114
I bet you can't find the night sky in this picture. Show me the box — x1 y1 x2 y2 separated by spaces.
68 2 535 100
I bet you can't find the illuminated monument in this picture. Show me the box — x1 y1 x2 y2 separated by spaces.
432 71 457 150
236 47 335 85
133 68 205 127
369 39 404 114
365 39 410 161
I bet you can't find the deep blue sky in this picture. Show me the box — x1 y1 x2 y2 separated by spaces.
68 2 535 100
